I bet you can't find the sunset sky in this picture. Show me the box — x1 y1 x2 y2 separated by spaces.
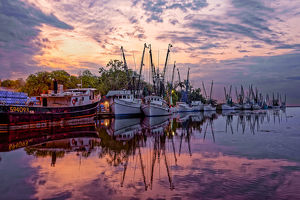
0 0 300 104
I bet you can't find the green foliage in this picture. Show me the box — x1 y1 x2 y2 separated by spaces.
97 59 129 95
2 59 206 101
50 70 79 89
190 88 205 102
0 78 25 90
20 70 80 96
79 70 98 89
21 71 52 96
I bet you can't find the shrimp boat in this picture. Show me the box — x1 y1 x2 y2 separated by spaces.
204 104 216 111
176 102 193 112
0 85 99 126
222 86 236 110
106 90 142 117
142 96 171 117
191 101 204 111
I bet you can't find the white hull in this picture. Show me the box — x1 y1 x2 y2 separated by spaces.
252 104 261 110
272 105 281 109
204 104 216 111
142 103 171 117
234 104 243 110
177 103 193 112
221 104 235 110
112 99 141 116
242 103 251 110
192 104 204 111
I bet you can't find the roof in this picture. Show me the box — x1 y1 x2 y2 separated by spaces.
106 90 131 97
67 88 97 91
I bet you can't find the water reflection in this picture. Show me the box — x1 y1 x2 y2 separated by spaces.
0 109 300 199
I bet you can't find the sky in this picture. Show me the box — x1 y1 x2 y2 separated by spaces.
0 0 300 105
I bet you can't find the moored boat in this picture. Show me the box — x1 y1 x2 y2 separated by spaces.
204 104 216 111
176 102 193 112
106 90 142 117
0 86 99 125
221 104 236 110
191 101 204 111
142 96 171 117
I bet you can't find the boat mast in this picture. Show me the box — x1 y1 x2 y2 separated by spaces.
149 44 157 94
162 44 172 86
137 43 148 97
209 80 213 103
202 81 208 101
177 68 182 91
224 87 227 101
186 67 190 93
186 67 190 103
121 46 131 90
170 61 176 105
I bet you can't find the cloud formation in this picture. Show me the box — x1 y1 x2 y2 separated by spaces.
0 0 299 104
0 0 72 78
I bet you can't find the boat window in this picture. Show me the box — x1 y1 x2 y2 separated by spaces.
82 97 84 101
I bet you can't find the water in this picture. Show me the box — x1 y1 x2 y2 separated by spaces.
0 108 300 200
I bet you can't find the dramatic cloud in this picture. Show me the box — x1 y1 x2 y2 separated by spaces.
0 0 299 104
0 0 73 78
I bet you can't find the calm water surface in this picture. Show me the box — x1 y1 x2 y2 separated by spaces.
0 108 300 200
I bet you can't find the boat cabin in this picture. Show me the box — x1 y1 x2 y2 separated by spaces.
144 95 167 106
106 90 134 104
39 88 98 107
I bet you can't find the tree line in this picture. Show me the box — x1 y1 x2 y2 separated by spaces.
0 59 205 104
0 60 128 96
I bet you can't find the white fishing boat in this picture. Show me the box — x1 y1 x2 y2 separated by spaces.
242 103 252 110
106 90 142 116
234 104 243 110
142 96 171 117
176 102 193 112
204 104 216 111
191 101 204 111
251 104 261 110
221 104 236 110
222 86 236 110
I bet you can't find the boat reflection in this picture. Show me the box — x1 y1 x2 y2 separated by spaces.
0 116 98 152
106 117 142 141
0 109 291 196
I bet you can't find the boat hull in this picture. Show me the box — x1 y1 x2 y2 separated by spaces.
192 104 204 112
242 104 252 110
177 103 193 112
221 104 235 110
0 102 99 126
111 99 141 116
252 104 261 110
204 104 216 111
142 103 171 117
